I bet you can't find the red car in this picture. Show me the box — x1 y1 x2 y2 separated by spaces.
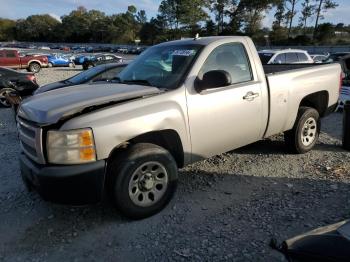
0 50 48 73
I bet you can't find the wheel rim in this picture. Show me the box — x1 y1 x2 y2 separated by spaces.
301 117 317 146
128 161 168 207
0 88 15 107
31 64 40 72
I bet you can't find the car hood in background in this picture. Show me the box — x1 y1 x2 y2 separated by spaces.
18 83 162 125
34 81 68 94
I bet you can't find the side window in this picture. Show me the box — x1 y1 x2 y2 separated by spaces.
0 53 4 58
199 43 253 85
285 53 299 63
297 53 309 62
274 54 286 64
6 52 16 58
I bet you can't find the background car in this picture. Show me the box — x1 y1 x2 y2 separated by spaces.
258 49 314 64
82 54 123 70
34 62 128 94
0 67 38 107
323 52 350 63
47 54 74 67
0 49 48 73
74 54 94 65
310 54 328 63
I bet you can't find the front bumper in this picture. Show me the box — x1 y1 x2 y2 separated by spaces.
20 153 106 205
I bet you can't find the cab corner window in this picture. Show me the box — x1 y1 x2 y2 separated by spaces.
199 43 253 85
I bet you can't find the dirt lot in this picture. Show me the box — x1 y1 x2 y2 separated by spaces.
1 67 350 261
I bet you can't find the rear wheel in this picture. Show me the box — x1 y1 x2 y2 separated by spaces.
107 143 178 219
284 107 320 154
28 62 41 73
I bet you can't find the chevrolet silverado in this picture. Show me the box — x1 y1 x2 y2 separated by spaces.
17 36 342 219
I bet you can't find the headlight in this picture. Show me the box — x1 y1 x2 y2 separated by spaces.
47 128 96 164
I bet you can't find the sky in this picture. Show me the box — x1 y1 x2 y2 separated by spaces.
0 0 349 28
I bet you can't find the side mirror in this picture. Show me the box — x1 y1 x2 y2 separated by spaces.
195 70 231 92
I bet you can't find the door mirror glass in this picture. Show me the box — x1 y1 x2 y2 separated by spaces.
195 70 231 92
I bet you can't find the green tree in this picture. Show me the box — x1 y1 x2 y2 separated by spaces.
159 0 182 29
313 0 338 38
239 0 279 35
273 0 286 27
0 18 16 41
60 6 92 42
210 0 231 34
16 14 60 41
285 0 299 38
159 0 209 32
204 19 217 35
136 10 147 24
140 16 167 44
299 0 315 34
314 22 335 43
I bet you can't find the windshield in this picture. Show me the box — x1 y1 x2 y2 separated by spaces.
117 44 202 89
67 65 107 84
258 52 274 64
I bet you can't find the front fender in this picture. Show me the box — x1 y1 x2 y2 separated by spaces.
59 88 191 162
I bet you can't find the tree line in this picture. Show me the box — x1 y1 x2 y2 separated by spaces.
0 0 347 46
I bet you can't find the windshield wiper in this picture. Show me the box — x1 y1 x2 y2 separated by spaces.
122 79 152 86
110 77 154 87
111 76 122 83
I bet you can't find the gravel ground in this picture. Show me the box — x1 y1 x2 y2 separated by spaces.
0 68 350 261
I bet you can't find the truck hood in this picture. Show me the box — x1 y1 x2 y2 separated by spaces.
18 83 162 125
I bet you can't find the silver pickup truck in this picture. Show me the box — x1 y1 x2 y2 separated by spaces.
18 36 341 219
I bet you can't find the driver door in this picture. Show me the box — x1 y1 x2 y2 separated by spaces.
186 42 264 160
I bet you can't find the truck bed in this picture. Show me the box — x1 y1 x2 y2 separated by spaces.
263 62 341 138
263 63 327 74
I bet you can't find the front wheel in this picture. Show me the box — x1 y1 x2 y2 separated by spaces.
107 143 178 219
0 88 15 107
284 107 320 154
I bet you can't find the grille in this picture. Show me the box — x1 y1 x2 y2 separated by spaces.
17 118 45 164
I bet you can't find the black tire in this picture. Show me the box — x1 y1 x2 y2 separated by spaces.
82 62 91 70
28 62 41 73
0 88 14 108
107 143 178 219
284 107 320 154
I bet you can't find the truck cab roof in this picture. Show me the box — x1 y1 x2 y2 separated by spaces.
157 36 251 47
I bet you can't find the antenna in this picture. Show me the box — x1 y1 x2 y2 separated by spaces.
194 33 200 40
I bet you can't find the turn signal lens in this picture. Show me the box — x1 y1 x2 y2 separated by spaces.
79 130 94 146
79 147 96 161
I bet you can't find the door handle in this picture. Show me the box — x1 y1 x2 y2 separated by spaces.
243 91 259 101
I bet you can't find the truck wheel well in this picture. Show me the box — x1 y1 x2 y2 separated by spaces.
108 130 184 168
299 91 329 117
29 61 41 66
